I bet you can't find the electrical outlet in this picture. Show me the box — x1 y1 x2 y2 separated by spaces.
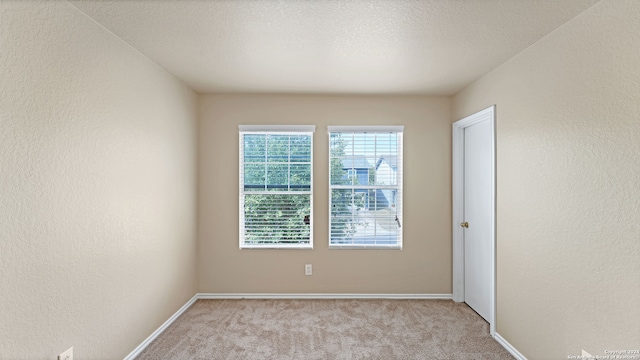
305 264 312 275
58 347 73 360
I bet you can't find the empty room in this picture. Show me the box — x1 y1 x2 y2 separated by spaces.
1 0 638 359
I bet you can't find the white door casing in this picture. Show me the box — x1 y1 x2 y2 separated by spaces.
452 105 496 336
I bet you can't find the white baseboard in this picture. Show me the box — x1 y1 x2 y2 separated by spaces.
123 294 198 360
197 293 453 300
494 333 527 360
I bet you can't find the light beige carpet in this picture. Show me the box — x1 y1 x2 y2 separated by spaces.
136 299 514 360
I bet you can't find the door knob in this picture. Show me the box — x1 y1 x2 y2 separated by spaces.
460 222 469 228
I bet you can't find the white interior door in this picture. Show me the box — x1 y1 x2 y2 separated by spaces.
462 118 493 322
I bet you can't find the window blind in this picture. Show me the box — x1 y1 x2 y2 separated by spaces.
328 126 403 248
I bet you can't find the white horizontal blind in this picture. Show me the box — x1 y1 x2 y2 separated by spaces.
239 127 314 248
328 127 403 248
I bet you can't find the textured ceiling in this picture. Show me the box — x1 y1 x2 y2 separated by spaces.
69 0 599 95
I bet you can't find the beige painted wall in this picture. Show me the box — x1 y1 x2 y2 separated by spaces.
453 0 640 358
199 94 452 294
0 2 198 359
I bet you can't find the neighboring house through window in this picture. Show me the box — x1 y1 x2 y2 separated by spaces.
239 125 315 249
328 126 403 248
375 155 398 208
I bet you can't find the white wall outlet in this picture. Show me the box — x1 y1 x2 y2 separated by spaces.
305 264 312 275
58 346 73 360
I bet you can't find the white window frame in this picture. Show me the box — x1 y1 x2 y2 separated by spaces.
239 125 315 249
328 126 404 249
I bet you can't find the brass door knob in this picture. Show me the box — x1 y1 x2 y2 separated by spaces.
460 222 469 228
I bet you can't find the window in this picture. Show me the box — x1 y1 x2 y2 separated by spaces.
239 125 315 249
328 126 403 248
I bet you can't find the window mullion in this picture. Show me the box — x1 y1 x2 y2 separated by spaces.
373 186 377 243
264 135 268 191
374 133 378 184
287 135 290 191
351 132 355 186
